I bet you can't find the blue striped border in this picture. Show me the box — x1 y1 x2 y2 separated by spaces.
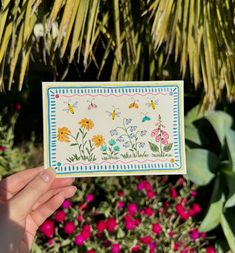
47 85 182 174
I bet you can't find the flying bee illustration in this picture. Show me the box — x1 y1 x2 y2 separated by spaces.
63 100 78 114
128 98 139 109
87 99 97 110
146 98 159 110
106 106 121 120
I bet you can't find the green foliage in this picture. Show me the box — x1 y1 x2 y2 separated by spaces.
1 1 235 110
0 107 41 177
34 175 215 252
185 106 235 251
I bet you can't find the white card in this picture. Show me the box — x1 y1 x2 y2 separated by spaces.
42 81 186 177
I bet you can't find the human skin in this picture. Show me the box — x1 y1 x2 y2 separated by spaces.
0 167 77 253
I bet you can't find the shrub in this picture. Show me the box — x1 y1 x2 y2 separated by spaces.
35 176 215 253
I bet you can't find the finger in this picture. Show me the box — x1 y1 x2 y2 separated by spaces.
0 167 44 201
9 168 56 220
32 185 76 211
31 187 77 227
50 177 75 190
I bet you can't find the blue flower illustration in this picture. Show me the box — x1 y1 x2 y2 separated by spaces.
125 118 132 125
117 136 125 142
109 139 116 146
113 146 120 151
101 145 107 152
110 129 118 136
130 126 137 132
140 130 147 136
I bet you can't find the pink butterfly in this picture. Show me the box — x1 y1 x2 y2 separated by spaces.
87 99 98 110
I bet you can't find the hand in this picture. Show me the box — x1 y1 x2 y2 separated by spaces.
0 167 77 253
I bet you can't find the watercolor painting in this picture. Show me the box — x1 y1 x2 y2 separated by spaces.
42 81 186 177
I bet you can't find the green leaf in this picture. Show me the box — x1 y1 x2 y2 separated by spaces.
222 170 235 208
220 214 235 253
199 176 224 232
117 228 125 239
205 111 233 146
70 143 78 146
148 141 159 153
186 148 217 185
184 105 203 125
226 129 235 172
185 124 203 146
163 143 173 152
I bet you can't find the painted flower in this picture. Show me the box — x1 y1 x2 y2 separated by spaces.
151 128 160 137
138 142 145 148
113 145 120 152
86 194 94 202
109 139 116 146
54 210 66 222
101 145 107 151
57 127 71 142
75 234 84 246
92 135 105 147
110 129 118 136
39 219 54 238
140 130 147 136
117 136 124 142
130 126 137 132
79 118 94 130
112 243 121 253
64 221 76 234
123 142 130 148
125 118 132 125
62 200 72 208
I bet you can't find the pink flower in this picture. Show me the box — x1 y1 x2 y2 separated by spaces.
39 219 54 238
62 200 72 208
117 191 124 197
75 234 84 246
132 245 140 252
77 213 83 222
0 146 6 152
147 191 155 199
189 228 199 240
137 181 145 191
117 201 125 209
48 239 54 245
151 128 160 137
54 210 66 222
192 203 201 214
152 223 162 235
200 232 206 239
112 243 121 253
81 224 91 240
86 194 94 202
15 102 22 111
140 236 152 245
107 217 117 232
191 190 197 197
149 242 157 253
125 219 135 230
87 250 96 253
134 219 141 226
169 187 178 199
128 203 138 216
177 177 185 186
206 246 216 253
64 221 76 235
173 242 180 251
143 180 152 191
144 207 154 217
97 220 107 233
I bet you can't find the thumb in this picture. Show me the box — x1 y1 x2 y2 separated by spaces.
9 168 56 220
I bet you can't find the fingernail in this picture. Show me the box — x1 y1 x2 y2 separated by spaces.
40 168 55 183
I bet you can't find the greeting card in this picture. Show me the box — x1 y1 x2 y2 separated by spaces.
42 81 186 177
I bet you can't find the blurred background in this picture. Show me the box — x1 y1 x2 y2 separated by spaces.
0 0 235 252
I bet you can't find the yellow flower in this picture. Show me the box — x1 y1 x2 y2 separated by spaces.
79 118 94 131
170 158 175 163
92 135 105 147
57 127 71 142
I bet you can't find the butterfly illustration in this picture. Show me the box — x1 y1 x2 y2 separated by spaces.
63 100 78 114
106 106 121 120
87 99 97 110
146 98 159 110
141 113 151 122
128 98 139 109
